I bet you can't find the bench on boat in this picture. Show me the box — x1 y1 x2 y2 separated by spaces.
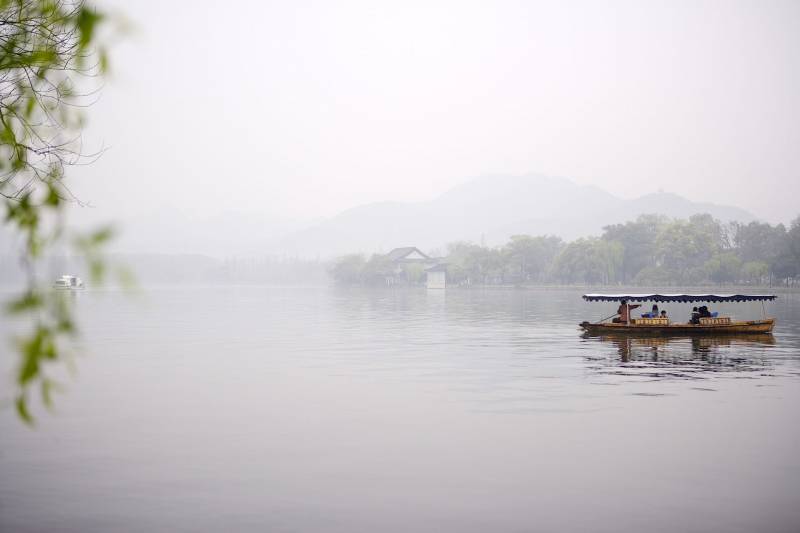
699 316 731 326
633 317 669 325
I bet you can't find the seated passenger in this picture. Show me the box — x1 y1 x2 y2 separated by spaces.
699 305 711 318
642 304 659 318
660 310 668 321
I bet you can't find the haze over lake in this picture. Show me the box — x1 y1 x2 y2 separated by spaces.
2 287 799 532
2 1 800 532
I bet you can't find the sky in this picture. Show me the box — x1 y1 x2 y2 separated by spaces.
71 0 800 226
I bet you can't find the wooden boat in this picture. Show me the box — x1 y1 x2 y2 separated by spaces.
580 319 775 335
579 293 776 335
581 332 775 347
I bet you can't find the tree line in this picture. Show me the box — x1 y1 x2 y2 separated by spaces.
330 213 800 286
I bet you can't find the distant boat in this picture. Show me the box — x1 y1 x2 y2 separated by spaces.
54 275 85 290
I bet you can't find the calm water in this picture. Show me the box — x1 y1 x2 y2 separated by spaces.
1 287 799 533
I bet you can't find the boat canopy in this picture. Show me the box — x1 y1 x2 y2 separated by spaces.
582 293 776 303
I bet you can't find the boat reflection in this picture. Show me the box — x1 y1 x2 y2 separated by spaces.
582 333 776 379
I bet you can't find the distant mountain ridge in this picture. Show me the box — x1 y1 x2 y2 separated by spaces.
4 174 754 258
280 174 756 258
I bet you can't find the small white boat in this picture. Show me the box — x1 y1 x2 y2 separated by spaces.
54 275 85 290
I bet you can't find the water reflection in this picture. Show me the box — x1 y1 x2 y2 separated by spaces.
582 333 777 380
320 288 800 386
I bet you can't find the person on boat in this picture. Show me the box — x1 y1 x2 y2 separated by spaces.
690 307 700 324
612 299 640 323
660 310 668 319
699 305 711 318
643 304 659 318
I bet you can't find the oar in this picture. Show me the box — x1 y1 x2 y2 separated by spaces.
597 312 619 323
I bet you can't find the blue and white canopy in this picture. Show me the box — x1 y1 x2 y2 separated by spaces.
582 293 776 303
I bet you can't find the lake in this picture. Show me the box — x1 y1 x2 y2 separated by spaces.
1 287 799 532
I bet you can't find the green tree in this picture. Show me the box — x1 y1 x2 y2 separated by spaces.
601 214 668 282
732 220 787 283
774 216 800 284
400 263 425 285
553 237 621 285
705 252 742 285
741 261 769 284
503 234 562 283
328 254 366 285
361 253 395 286
442 242 509 285
599 239 624 284
444 262 467 285
633 265 673 285
2 0 115 423
445 242 483 284
653 214 724 284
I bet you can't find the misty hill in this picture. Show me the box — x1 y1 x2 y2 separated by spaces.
280 174 755 258
0 175 756 260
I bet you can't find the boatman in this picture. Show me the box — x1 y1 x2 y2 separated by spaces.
612 299 640 323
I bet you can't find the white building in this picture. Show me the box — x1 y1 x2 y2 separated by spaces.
425 263 447 289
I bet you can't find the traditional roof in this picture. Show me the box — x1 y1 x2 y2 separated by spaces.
582 293 777 303
386 247 431 262
425 263 448 272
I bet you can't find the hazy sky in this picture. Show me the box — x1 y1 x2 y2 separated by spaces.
72 0 800 225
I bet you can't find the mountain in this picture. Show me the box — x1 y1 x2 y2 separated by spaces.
279 174 756 258
2 174 756 260
629 192 753 222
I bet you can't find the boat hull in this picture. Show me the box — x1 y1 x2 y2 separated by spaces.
579 319 775 335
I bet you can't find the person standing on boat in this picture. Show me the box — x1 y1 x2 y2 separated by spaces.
690 307 700 324
612 299 640 323
646 304 659 318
